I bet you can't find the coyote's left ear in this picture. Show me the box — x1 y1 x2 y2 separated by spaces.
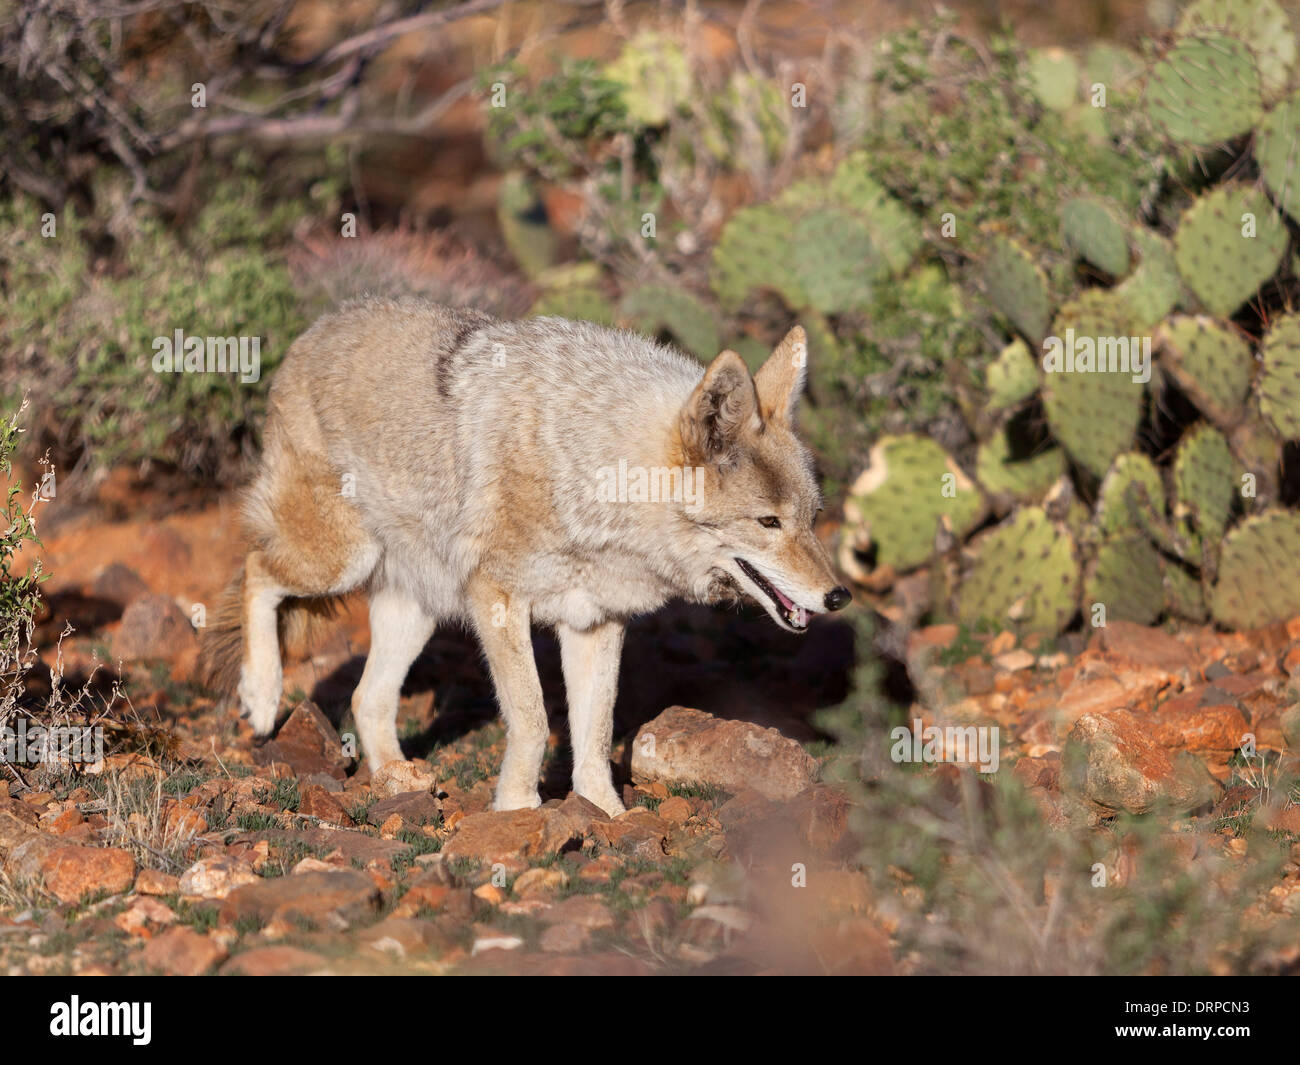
754 325 807 425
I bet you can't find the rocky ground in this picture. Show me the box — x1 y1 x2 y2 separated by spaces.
1 477 1298 975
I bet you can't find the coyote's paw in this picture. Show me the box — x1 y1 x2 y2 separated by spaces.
236 670 281 736
492 788 543 812
576 787 626 818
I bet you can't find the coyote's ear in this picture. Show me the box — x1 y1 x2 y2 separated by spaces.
680 350 759 464
754 325 807 425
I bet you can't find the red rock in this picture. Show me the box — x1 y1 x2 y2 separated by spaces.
178 855 259 899
219 946 327 976
298 783 353 826
657 796 691 824
359 916 455 959
371 759 436 799
537 895 615 930
906 624 959 660
252 700 351 780
1063 710 1221 814
441 808 580 866
539 922 589 953
218 869 381 930
392 873 452 917
631 706 818 800
114 594 196 662
1054 663 1172 728
142 926 228 975
91 562 151 606
37 844 136 903
1090 621 1196 676
113 896 177 935
1150 700 1249 752
135 868 179 896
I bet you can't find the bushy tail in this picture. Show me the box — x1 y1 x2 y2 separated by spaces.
197 560 342 699
197 568 246 698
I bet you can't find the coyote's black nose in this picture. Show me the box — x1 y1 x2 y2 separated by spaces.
824 586 851 611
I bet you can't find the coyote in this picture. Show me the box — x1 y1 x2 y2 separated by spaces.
201 297 850 816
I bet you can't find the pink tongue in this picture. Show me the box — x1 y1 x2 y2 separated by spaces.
772 585 795 611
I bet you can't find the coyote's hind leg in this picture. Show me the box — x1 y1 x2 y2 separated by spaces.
352 586 436 769
237 550 291 736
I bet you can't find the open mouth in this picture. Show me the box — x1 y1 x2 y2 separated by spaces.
735 558 814 632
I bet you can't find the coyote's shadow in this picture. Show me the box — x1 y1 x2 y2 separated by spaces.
307 601 856 798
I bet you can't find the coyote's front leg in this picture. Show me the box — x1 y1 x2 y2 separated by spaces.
558 620 626 817
467 575 547 811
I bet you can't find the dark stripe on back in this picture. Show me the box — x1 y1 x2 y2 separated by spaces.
437 314 489 400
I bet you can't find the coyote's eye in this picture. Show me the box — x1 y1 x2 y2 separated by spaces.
757 515 781 529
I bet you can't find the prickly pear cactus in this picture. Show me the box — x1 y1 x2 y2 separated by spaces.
982 231 1051 342
619 283 721 360
984 338 1039 412
792 207 882 313
1157 315 1253 424
711 205 804 312
1258 313 1300 440
955 506 1079 635
1028 47 1081 112
842 435 985 573
1040 290 1144 479
975 430 1066 504
1177 0 1295 101
1256 89 1300 221
1172 423 1235 543
1061 196 1129 277
1164 564 1208 622
1115 228 1181 329
825 154 923 273
1083 534 1165 626
1210 508 1300 628
1095 452 1165 536
1144 34 1263 147
1173 184 1288 317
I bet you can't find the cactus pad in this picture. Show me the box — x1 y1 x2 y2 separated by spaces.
792 207 882 313
1144 34 1263 147
1173 184 1288 316
1116 228 1181 329
985 338 1039 412
1028 47 1081 112
1164 564 1208 622
955 507 1080 634
1041 290 1145 478
1177 0 1295 101
619 284 721 360
982 231 1052 341
1095 452 1165 536
1061 196 1130 276
711 205 804 311
842 435 986 573
1157 315 1253 423
1083 534 1165 625
1172 423 1235 542
1256 89 1300 221
1210 508 1300 628
1259 313 1300 439
975 429 1066 503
